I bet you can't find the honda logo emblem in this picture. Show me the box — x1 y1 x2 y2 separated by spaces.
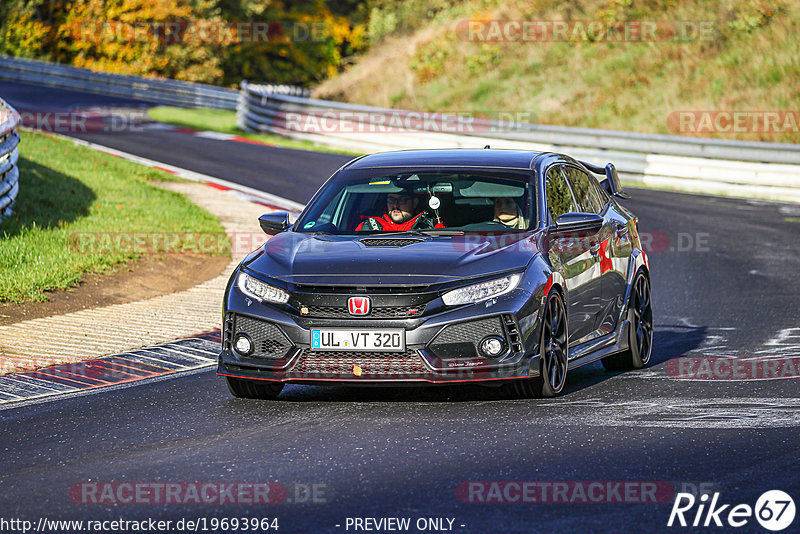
348 296 371 315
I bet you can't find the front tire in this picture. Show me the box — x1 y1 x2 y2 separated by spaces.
602 270 653 371
515 291 569 398
225 376 284 399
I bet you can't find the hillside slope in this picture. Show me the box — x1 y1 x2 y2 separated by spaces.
315 0 799 142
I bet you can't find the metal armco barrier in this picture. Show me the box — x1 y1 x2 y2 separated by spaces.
0 55 243 110
1 54 797 202
0 98 21 224
0 56 311 112
238 85 800 203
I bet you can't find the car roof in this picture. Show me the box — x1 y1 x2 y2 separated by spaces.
343 149 545 171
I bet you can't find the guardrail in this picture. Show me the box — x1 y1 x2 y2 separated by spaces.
0 55 242 109
1 54 797 202
1 56 313 112
0 98 21 224
238 84 800 202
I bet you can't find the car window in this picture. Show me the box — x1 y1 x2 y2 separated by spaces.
294 171 535 234
584 170 610 207
562 167 603 214
592 175 610 204
545 166 577 222
315 188 345 225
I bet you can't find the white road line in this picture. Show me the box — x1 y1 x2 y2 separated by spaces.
124 351 191 370
535 397 800 428
193 131 238 141
132 349 215 371
765 328 800 346
0 365 214 411
0 386 26 400
158 346 216 361
164 342 219 356
3 374 78 391
1 375 70 393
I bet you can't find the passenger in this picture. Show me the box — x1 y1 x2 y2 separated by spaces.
493 197 528 229
356 189 443 231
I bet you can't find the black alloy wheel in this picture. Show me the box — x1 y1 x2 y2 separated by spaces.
515 291 569 398
602 270 653 370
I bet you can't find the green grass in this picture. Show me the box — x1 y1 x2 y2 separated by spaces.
316 0 800 144
147 107 361 156
0 131 229 303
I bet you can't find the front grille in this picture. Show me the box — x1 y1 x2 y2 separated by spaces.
360 238 425 247
427 317 506 359
233 315 293 358
301 304 426 319
289 349 428 378
294 284 429 294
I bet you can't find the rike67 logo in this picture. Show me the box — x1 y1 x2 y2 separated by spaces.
668 490 795 531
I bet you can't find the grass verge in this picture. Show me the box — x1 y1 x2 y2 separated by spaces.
316 0 800 144
0 130 230 303
147 107 361 156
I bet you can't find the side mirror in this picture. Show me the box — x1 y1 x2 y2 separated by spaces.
259 212 290 234
602 163 630 199
579 160 630 199
554 212 603 233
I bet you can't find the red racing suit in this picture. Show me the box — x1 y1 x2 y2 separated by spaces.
355 212 444 232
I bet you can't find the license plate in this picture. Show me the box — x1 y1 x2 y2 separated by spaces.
310 329 405 352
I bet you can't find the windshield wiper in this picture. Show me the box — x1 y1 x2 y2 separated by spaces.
367 231 430 237
416 229 465 236
373 230 465 237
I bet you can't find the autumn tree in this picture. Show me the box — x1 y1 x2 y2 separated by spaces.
0 0 367 86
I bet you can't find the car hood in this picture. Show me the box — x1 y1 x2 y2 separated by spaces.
244 232 540 286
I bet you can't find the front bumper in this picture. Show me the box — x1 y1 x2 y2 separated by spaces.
218 286 542 385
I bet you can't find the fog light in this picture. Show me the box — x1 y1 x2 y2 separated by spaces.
235 334 254 355
479 336 506 358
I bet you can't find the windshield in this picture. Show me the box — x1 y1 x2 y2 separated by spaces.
295 171 535 234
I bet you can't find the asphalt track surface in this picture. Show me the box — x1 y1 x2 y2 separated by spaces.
2 81 799 533
0 80 350 204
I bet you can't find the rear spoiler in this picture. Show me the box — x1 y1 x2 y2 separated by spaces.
580 161 630 199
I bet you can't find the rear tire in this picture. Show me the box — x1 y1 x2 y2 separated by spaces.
602 270 653 371
515 291 569 398
225 376 284 399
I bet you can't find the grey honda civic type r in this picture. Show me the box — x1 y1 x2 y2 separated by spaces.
218 148 653 399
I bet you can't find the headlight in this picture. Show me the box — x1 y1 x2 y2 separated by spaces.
237 273 289 304
442 274 521 306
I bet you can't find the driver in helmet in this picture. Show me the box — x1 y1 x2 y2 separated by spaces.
356 188 444 231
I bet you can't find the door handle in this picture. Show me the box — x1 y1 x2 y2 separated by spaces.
615 227 629 238
589 243 601 256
